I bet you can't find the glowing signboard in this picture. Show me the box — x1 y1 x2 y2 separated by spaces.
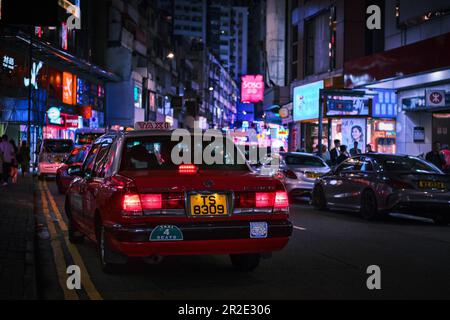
293 81 324 122
63 72 77 105
241 75 264 103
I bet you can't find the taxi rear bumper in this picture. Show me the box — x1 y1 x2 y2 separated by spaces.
105 220 293 257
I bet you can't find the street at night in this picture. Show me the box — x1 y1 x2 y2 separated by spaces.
1 0 450 308
33 179 450 300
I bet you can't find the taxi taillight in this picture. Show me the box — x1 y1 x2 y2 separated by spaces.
274 191 289 209
122 194 143 215
237 191 289 212
122 193 184 216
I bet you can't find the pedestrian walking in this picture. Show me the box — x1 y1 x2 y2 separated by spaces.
9 139 18 184
0 135 15 186
18 140 31 176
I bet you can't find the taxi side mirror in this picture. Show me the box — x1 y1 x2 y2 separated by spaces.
68 165 83 177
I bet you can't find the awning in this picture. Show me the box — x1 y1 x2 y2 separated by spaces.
0 30 121 83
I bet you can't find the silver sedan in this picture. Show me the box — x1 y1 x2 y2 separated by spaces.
311 154 450 225
280 153 331 199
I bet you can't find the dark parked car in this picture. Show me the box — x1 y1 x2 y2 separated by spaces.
56 145 91 194
312 154 450 225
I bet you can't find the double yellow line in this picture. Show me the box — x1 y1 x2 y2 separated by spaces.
39 180 102 300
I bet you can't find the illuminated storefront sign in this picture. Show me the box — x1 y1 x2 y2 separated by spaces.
326 96 371 117
372 90 397 118
24 61 43 89
293 81 324 122
241 75 264 103
80 105 92 119
47 107 62 125
2 55 15 71
63 72 77 105
64 114 79 129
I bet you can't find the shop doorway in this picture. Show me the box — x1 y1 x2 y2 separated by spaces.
433 113 450 147
301 121 329 153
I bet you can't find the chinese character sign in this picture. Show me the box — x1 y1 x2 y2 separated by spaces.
241 75 264 103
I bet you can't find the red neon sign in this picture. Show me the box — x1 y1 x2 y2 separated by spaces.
241 75 264 103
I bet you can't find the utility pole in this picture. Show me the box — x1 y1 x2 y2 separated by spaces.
27 26 33 151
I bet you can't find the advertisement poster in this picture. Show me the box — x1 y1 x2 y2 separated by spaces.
341 118 366 153
293 81 324 122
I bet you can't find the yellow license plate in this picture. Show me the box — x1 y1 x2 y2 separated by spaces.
306 173 321 179
190 194 228 216
418 181 446 189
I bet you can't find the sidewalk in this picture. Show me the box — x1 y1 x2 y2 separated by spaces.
0 175 37 300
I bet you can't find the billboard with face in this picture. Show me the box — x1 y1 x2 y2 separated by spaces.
341 118 366 153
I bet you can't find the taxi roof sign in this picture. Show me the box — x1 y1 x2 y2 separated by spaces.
134 121 172 131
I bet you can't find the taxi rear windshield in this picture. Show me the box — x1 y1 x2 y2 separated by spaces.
120 136 249 171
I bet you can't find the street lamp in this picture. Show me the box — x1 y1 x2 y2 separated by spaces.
167 52 175 59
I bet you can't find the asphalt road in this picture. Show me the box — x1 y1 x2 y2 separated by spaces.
35 179 450 300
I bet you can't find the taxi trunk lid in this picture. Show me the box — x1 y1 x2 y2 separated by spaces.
120 169 282 193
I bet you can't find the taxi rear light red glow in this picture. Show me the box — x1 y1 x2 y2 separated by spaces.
255 192 274 208
179 164 198 174
122 194 143 214
140 194 162 210
274 191 289 209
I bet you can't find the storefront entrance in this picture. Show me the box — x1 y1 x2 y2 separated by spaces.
433 113 450 147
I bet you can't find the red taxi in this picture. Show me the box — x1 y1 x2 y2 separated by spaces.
65 124 293 273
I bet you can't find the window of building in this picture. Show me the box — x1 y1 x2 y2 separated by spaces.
305 11 331 76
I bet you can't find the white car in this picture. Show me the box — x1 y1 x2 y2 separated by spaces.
280 152 331 200
38 139 74 179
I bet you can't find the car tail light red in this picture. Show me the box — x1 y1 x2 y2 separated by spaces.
284 170 298 180
274 191 289 209
140 194 162 210
237 191 289 212
179 164 198 174
255 192 274 208
122 194 143 214
122 192 185 216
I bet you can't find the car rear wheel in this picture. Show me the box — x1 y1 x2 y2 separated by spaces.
360 189 379 220
312 185 327 210
98 226 126 274
230 254 261 272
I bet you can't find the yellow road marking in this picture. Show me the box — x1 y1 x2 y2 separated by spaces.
43 181 103 300
39 182 79 300
44 180 67 231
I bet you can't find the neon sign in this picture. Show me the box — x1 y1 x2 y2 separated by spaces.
24 61 43 90
241 75 264 103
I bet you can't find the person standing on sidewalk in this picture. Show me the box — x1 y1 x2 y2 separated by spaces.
9 139 19 184
18 140 31 176
425 141 446 171
0 135 15 186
